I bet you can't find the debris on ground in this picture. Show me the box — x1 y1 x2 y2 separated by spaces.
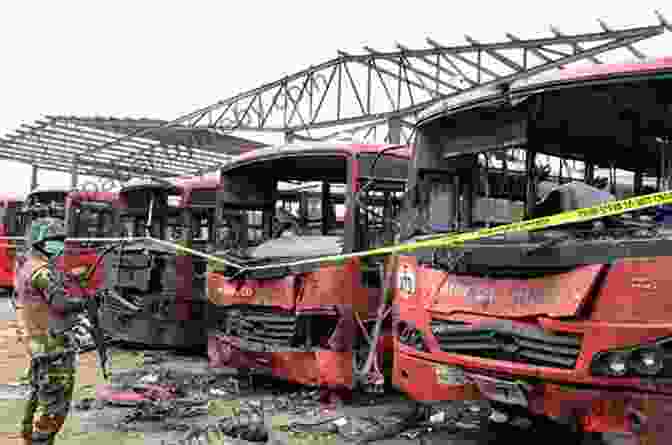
19 345 510 444
139 373 160 384
73 397 96 411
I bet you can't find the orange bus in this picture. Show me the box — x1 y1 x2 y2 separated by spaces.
392 56 672 443
0 194 25 291
207 143 409 397
100 176 219 350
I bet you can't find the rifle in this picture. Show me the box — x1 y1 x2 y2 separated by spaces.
33 234 112 381
84 290 109 381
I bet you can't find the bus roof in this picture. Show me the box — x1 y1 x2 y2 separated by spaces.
419 55 672 124
27 186 70 196
0 193 24 203
171 176 220 191
222 142 411 173
66 191 118 206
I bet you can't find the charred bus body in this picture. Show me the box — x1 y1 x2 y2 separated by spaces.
207 143 409 392
26 188 117 291
0 194 25 291
22 187 69 222
101 177 218 350
392 57 672 439
63 191 119 292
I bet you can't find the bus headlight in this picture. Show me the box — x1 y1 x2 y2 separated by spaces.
591 342 668 377
630 347 665 376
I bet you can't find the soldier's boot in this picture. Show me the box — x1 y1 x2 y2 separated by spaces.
32 414 66 445
30 431 57 445
20 430 33 445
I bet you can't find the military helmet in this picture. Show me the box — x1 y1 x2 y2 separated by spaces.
26 217 66 257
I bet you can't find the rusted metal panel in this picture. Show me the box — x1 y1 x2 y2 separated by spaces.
424 264 605 318
207 274 296 308
592 256 672 322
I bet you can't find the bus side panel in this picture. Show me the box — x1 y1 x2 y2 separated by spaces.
0 225 15 288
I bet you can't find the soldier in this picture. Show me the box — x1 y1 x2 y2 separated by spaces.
13 217 90 444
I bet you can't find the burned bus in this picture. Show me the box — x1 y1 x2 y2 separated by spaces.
392 57 672 441
207 143 409 394
21 188 118 287
101 176 218 350
0 194 25 291
6 188 118 351
22 187 69 222
63 191 119 291
20 187 98 276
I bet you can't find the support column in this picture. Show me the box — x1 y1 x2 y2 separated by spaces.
584 162 595 184
262 207 274 239
31 165 38 191
284 131 295 144
387 118 401 145
70 155 79 191
634 170 643 195
183 208 194 246
525 151 537 219
321 181 330 235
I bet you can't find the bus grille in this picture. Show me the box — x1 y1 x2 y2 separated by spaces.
430 318 583 369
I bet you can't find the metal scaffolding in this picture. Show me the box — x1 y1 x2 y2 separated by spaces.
0 116 267 181
0 11 669 183
165 11 672 144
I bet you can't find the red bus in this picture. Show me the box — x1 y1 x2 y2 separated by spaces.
0 194 25 291
392 56 672 442
207 143 409 396
63 191 120 294
100 176 219 349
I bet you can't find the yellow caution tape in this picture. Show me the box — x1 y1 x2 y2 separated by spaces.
238 189 672 270
2 190 672 272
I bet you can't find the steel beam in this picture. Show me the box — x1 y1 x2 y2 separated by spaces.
0 14 668 181
6 132 202 174
70 156 79 190
287 29 664 132
31 165 38 191
387 118 402 145
0 140 177 178
549 26 602 64
111 21 665 143
597 19 646 59
11 123 232 175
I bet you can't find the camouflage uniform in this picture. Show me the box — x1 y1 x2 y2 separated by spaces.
14 218 87 445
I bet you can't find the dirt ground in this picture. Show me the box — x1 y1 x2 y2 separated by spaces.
0 319 103 385
0 318 146 444
0 307 636 445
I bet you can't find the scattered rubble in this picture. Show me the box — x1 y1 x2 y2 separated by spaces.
64 347 546 444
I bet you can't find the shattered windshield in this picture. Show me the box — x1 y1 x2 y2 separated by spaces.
119 188 184 239
3 201 26 236
216 176 348 260
408 75 671 242
70 202 115 238
215 151 407 260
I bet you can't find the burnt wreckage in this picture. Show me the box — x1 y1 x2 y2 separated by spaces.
207 143 409 391
101 177 218 349
392 57 672 442
0 193 24 291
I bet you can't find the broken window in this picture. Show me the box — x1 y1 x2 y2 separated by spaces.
70 203 115 238
411 77 672 237
215 155 349 255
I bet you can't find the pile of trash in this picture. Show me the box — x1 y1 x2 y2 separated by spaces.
156 398 496 445
70 349 520 445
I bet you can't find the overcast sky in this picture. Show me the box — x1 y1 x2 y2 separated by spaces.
0 0 670 196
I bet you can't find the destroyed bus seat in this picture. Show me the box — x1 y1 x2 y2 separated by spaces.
293 204 344 237
531 181 615 221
